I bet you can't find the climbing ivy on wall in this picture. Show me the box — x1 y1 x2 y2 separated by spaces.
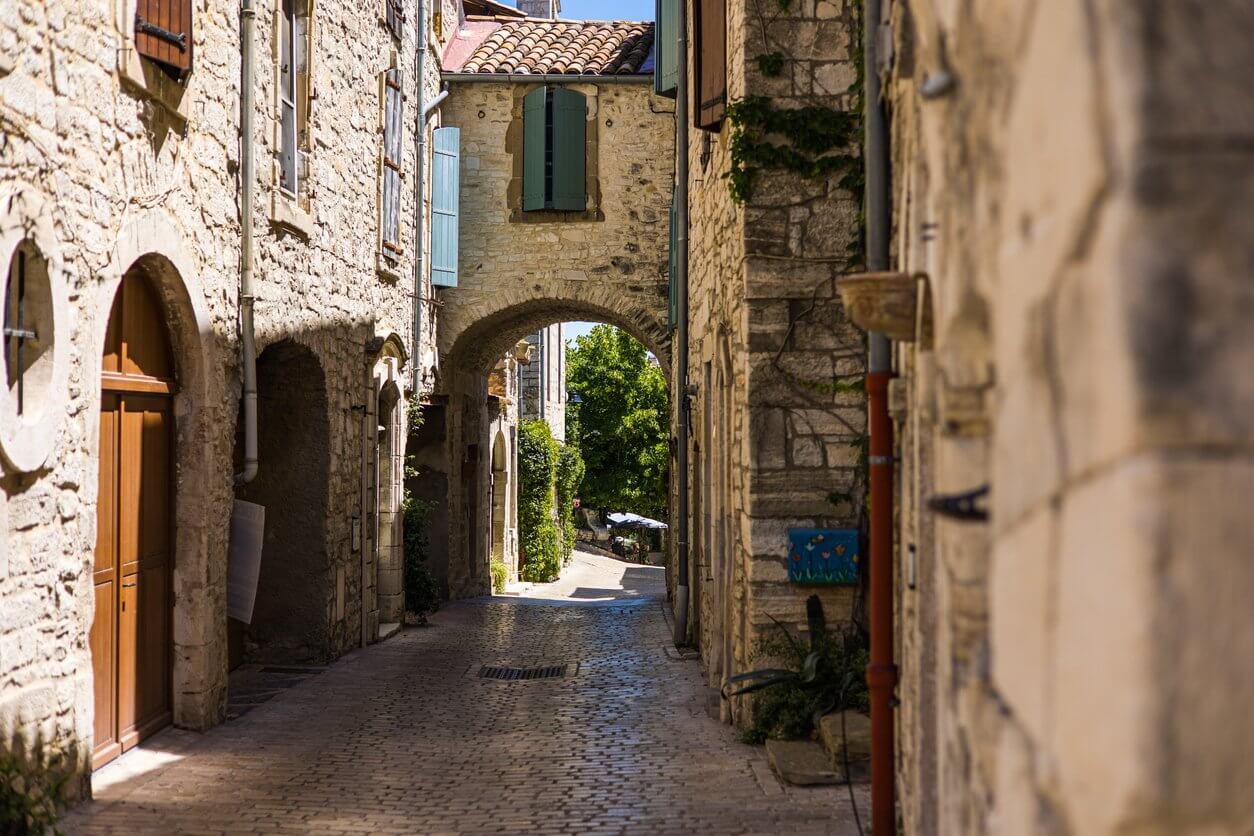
555 444 585 564
725 0 864 207
518 419 562 582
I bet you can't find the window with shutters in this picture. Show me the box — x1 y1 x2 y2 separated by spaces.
277 0 314 211
654 0 678 98
380 66 405 258
430 128 461 288
522 87 587 213
694 0 727 130
385 0 405 41
134 0 194 77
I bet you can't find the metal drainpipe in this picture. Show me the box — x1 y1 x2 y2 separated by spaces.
412 0 426 395
672 0 691 646
235 0 259 486
863 0 897 832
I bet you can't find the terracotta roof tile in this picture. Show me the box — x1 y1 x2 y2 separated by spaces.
458 20 655 76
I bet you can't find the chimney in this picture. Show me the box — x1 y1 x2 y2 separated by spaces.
517 0 559 18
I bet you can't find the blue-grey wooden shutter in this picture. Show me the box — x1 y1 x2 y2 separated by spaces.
668 187 678 332
550 88 587 211
522 87 547 212
654 0 678 98
381 67 404 255
385 0 404 40
431 127 460 288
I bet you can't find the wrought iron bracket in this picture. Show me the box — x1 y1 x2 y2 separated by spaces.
927 484 989 522
136 14 188 51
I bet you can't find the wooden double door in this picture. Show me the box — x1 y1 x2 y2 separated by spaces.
91 272 175 769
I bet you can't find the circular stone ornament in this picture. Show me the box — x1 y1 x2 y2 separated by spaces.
0 188 71 474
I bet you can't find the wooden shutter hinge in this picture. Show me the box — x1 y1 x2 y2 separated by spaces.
135 12 188 51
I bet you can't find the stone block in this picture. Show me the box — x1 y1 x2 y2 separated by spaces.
766 738 843 785
989 504 1054 743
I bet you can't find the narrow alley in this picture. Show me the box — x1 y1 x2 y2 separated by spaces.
63 550 867 835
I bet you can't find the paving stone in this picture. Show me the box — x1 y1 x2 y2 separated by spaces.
63 553 867 834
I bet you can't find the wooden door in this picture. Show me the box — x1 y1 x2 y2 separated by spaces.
92 271 175 769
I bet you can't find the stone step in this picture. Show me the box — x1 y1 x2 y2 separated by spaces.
817 710 871 783
765 739 843 786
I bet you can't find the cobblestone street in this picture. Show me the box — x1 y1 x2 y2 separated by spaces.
64 551 867 835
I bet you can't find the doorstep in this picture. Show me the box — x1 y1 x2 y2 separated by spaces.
378 622 402 640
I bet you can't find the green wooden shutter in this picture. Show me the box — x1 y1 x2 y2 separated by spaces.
522 87 547 211
654 0 678 98
668 187 678 332
431 127 460 288
550 88 587 212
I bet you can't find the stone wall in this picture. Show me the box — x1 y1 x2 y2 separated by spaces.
683 0 866 722
886 1 1254 833
518 324 567 442
0 0 448 795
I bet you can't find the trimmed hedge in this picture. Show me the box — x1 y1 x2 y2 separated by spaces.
519 420 561 582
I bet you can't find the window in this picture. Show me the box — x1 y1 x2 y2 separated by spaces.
522 87 587 212
380 66 405 257
654 0 678 98
3 243 48 417
431 127 461 287
694 0 726 130
385 0 405 40
134 0 194 77
279 0 312 204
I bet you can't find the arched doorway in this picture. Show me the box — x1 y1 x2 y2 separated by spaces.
234 340 331 664
375 383 404 627
92 269 176 768
490 429 508 571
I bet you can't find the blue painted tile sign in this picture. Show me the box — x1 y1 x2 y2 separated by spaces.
787 528 860 585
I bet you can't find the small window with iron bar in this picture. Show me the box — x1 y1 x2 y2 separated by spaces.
4 242 51 419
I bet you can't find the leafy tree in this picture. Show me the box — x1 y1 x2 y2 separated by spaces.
566 325 669 519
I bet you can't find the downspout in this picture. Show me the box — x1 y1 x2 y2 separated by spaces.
236 0 259 486
863 0 897 832
412 0 427 395
672 0 690 646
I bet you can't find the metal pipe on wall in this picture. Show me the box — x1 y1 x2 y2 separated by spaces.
672 0 691 646
412 0 427 394
236 0 259 486
863 0 897 831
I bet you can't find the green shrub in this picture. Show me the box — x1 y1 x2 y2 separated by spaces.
555 443 585 563
490 560 509 594
402 494 440 621
519 420 561 582
0 753 69 835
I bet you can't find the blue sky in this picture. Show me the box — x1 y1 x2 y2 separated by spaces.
561 0 653 21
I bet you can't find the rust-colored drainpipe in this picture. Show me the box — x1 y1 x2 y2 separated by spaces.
863 0 897 831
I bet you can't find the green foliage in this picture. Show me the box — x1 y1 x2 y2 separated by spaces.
402 494 441 620
518 420 562 582
726 597 869 744
566 325 669 519
756 51 785 77
490 560 508 595
555 443 585 563
725 96 862 204
0 754 69 835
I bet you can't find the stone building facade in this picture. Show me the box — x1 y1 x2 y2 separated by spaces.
518 323 567 442
879 1 1254 833
414 15 674 599
677 0 867 723
0 0 455 794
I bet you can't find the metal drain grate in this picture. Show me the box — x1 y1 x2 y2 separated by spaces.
479 664 568 681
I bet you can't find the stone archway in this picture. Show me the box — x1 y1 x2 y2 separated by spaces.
94 210 223 734
436 300 675 600
234 340 331 664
